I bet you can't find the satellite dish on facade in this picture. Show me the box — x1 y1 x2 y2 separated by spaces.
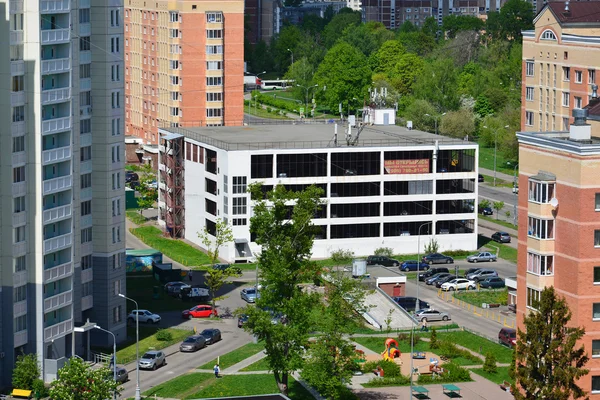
550 197 559 208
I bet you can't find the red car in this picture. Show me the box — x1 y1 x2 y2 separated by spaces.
182 305 218 319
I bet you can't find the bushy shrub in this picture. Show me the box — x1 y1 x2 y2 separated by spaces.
429 327 439 349
32 379 49 399
483 352 497 374
374 247 394 257
437 341 482 364
155 329 173 342
361 360 402 378
444 249 473 257
364 375 410 387
266 107 272 113
330 249 355 264
418 362 472 384
397 332 422 345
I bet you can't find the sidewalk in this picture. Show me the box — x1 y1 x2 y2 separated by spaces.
478 218 518 237
480 167 515 183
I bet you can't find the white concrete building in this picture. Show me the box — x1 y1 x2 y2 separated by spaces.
157 123 478 262
0 0 126 385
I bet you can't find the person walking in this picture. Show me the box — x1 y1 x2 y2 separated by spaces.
188 269 193 282
420 319 428 332
213 364 220 378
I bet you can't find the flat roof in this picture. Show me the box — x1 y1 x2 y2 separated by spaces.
159 122 474 151
517 130 600 155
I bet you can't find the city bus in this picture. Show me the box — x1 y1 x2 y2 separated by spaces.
260 79 294 90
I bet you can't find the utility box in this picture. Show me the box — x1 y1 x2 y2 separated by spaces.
125 188 138 209
352 259 367 278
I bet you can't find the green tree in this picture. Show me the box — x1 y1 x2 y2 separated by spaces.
483 352 498 374
313 42 371 113
12 353 40 390
478 199 491 210
49 357 122 400
442 15 484 38
205 268 241 311
401 99 437 132
487 0 534 42
136 163 158 215
391 53 424 95
429 327 439 349
473 95 494 118
322 10 362 48
492 201 505 219
397 31 436 56
413 57 461 112
439 108 476 139
514 287 589 400
271 25 304 74
198 218 234 265
341 22 394 57
284 57 316 103
300 14 326 36
241 184 324 395
369 40 405 74
422 16 439 38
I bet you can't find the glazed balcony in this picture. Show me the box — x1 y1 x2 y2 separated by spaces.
43 232 72 254
44 261 73 283
42 116 71 135
42 203 72 224
43 175 72 195
44 289 73 312
42 146 72 165
44 318 72 342
41 87 71 105
41 28 70 45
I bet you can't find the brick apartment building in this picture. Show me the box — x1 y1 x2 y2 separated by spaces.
124 0 244 145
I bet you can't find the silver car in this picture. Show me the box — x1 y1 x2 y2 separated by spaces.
466 252 497 263
241 287 258 303
414 309 450 322
112 366 129 383
138 350 166 370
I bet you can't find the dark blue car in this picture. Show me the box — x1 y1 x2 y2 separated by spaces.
399 260 430 272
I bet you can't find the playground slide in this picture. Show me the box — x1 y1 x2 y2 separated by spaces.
381 338 401 361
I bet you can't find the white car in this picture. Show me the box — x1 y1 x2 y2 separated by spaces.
441 278 476 291
127 309 161 324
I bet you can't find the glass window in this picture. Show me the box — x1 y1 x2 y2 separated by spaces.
575 70 583 83
595 230 600 247
233 197 247 215
526 61 534 76
528 180 555 203
12 136 25 153
526 87 534 101
593 376 600 393
527 287 541 309
594 304 600 320
14 196 25 213
527 252 554 275
233 177 247 194
563 67 570 81
525 111 533 126
527 217 554 240
14 255 26 272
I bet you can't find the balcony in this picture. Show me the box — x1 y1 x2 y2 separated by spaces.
79 23 91 37
42 87 71 105
42 146 72 165
10 0 23 13
12 121 25 135
44 318 72 342
44 289 73 312
11 60 24 76
43 232 72 254
13 300 27 316
80 160 92 174
14 330 28 347
42 116 71 135
80 187 92 200
13 211 26 227
80 77 91 91
41 58 71 75
11 91 25 106
40 0 70 13
80 214 92 228
44 261 73 283
80 105 92 117
43 175 72 195
13 241 27 256
13 270 27 287
81 295 93 311
79 50 92 65
42 28 70 45
80 0 90 7
80 133 92 147
10 30 23 45
12 182 26 197
81 267 93 283
12 151 26 166
43 203 72 224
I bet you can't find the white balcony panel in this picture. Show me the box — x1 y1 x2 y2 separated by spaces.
11 91 25 105
79 50 91 65
42 87 71 105
80 78 91 91
80 214 92 228
43 232 72 254
13 300 27 317
80 242 93 256
43 204 72 224
43 175 72 195
81 295 93 311
44 290 73 313
12 211 26 227
12 182 26 197
44 318 72 342
11 121 25 136
10 0 24 13
10 30 23 45
40 0 70 13
42 116 71 135
80 187 92 200
81 268 93 283
41 58 70 75
44 261 73 283
12 151 26 166
41 28 70 44
80 160 92 174
13 241 26 256
13 270 27 287
11 60 24 76
14 330 28 347
80 133 92 147
80 0 90 7
43 146 72 165
79 23 91 37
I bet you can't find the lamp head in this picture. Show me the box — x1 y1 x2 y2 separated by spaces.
118 293 125 298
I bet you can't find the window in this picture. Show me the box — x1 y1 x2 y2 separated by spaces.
113 306 122 323
528 217 554 239
112 199 121 216
14 196 25 213
81 254 92 270
207 61 222 70
80 146 91 162
528 180 555 203
527 287 541 309
81 173 92 189
526 87 534 101
81 200 92 216
594 303 600 320
14 255 26 272
111 91 120 108
13 285 26 302
13 166 25 183
13 136 24 153
113 253 121 269
14 315 26 333
170 60 180 70
170 107 180 117
114 280 121 295
206 29 223 39
81 227 93 243
233 176 247 194
595 230 600 247
80 36 90 51
170 29 180 38
110 37 120 53
590 69 596 84
206 92 222 102
526 61 534 77
170 76 180 85
12 75 24 92
540 29 556 40
206 77 222 86
82 282 93 296
574 96 583 109
170 11 179 22
80 64 91 79
110 9 120 26
111 145 121 162
525 111 534 126
79 8 90 23
80 118 91 134
574 70 583 83
562 92 570 107
563 66 570 81
14 226 25 243
12 106 24 122
233 218 247 226
112 172 121 189
206 108 222 117
206 12 223 23
112 118 121 136
111 64 120 81
206 45 223 54
527 252 553 275
233 197 247 215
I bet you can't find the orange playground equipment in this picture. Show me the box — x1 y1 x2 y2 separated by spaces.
382 338 401 361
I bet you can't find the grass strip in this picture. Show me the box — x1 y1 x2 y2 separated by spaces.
470 366 513 385
436 331 513 363
142 372 214 398
126 210 147 225
129 226 211 266
199 342 265 370
240 356 270 372
454 288 508 306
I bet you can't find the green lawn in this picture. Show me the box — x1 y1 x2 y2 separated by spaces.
478 235 517 264
480 174 515 187
125 275 201 312
470 366 512 385
435 331 513 363
479 215 518 231
187 374 314 400
245 104 291 119
142 373 214 398
129 226 211 267
199 342 265 370
352 336 429 354
478 146 517 175
126 210 147 225
240 356 271 371
454 289 508 306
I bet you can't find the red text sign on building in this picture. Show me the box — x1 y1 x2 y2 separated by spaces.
384 159 430 174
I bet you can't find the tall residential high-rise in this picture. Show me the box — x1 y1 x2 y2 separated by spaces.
0 0 126 385
521 2 600 132
124 0 244 146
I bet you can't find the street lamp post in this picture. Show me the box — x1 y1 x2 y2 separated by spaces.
296 84 318 116
425 113 446 135
287 48 293 71
95 326 117 400
254 95 258 116
483 125 509 187
119 294 141 400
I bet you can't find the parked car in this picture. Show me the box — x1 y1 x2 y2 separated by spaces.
479 277 506 289
393 297 430 313
478 174 484 182
467 252 497 263
112 366 129 383
128 180 141 190
491 231 511 243
418 267 450 281
480 206 493 215
441 278 476 291
199 328 222 345
241 287 259 303
435 275 458 288
238 314 249 328
146 180 158 189
467 269 499 282
366 255 400 267
399 260 430 272
125 171 139 183
127 310 161 324
139 350 166 370
182 305 217 319
164 281 190 295
425 272 452 286
498 327 517 348
179 285 211 301
179 335 207 352
415 309 450 322
422 253 454 265
213 263 242 275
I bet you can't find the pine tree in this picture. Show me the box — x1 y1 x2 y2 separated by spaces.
513 286 589 400
429 327 439 349
483 352 497 374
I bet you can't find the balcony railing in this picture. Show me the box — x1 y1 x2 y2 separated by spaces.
42 116 71 135
40 0 70 13
42 146 72 165
43 203 72 224
44 289 73 312
12 182 26 197
81 267 93 283
80 77 91 91
43 175 72 195
80 160 92 174
13 300 27 316
80 105 92 117
44 261 73 283
43 232 72 254
12 151 26 166
81 295 93 311
79 50 92 65
10 30 23 45
41 58 71 75
14 330 28 347
79 23 91 37
13 270 27 287
41 87 71 105
11 60 24 76
13 211 26 227
41 28 70 45
11 91 25 106
44 318 72 342
10 0 24 13
80 133 92 147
